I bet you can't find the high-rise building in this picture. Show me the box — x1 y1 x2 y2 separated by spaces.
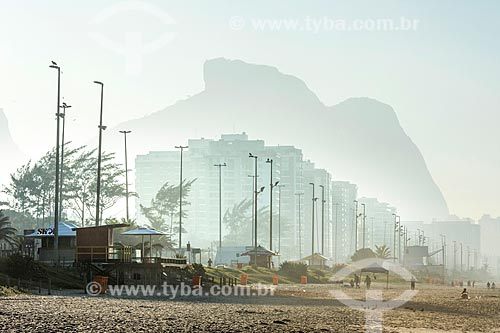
331 181 358 262
357 197 397 252
135 133 306 260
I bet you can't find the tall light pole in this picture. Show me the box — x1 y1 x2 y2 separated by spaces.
214 163 227 249
309 182 316 265
392 213 399 262
249 153 259 266
333 202 339 263
277 184 284 264
119 130 132 221
354 200 359 251
49 61 61 259
265 158 279 252
248 175 256 246
93 81 105 226
175 145 188 250
361 203 366 249
398 220 403 264
295 192 304 261
58 102 71 225
319 185 325 255
459 242 463 272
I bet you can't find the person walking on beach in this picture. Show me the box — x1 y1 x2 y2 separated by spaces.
410 277 416 290
354 274 360 288
487 282 491 289
365 275 372 290
492 282 496 289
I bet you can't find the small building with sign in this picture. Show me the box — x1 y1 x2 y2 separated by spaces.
24 222 78 264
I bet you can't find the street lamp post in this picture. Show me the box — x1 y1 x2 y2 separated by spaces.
295 192 303 261
49 61 61 260
319 185 325 255
93 81 105 226
392 213 399 262
265 158 279 253
361 203 366 249
119 130 132 221
58 102 71 225
277 184 284 264
175 145 188 250
354 200 359 251
333 202 339 263
309 182 316 265
214 163 227 250
249 153 259 266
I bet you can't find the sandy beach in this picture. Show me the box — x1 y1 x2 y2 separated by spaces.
1 283 499 332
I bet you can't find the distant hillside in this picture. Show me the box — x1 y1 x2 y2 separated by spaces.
102 58 449 221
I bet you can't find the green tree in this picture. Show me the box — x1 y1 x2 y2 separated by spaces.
222 198 283 248
3 145 129 227
374 244 391 259
140 179 196 236
351 248 377 262
0 210 17 246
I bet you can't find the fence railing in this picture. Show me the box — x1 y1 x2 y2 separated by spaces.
75 245 133 263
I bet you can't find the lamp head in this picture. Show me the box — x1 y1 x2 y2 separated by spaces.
266 158 272 163
274 181 279 187
93 80 103 86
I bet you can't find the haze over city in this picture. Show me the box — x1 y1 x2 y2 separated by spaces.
0 1 499 332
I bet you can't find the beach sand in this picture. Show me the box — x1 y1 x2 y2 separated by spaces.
0 283 499 332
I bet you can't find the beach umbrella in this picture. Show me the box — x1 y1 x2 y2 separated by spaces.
121 226 168 261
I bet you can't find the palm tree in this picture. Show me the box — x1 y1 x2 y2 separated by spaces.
375 244 391 259
0 210 17 246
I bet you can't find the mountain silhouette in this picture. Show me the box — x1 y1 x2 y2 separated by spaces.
106 58 449 221
0 108 24 187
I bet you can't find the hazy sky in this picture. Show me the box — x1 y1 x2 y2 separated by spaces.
0 0 499 219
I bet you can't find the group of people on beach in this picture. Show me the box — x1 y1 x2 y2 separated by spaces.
486 281 496 289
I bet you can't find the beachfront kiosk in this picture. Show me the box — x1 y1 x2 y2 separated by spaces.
24 222 78 264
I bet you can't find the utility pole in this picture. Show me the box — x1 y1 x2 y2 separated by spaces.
460 242 463 272
249 153 264 267
277 184 284 264
467 246 470 271
333 202 339 263
309 182 316 265
119 130 131 221
175 145 188 250
295 192 304 261
361 203 366 248
453 240 457 272
49 61 61 261
440 234 446 283
93 80 105 226
392 214 398 262
214 163 227 250
319 185 325 255
354 200 359 251
248 175 256 246
266 158 279 253
58 102 71 225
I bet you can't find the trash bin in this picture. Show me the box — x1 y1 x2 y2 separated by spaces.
192 276 202 289
240 274 248 285
301 275 308 284
93 276 109 294
272 275 279 285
